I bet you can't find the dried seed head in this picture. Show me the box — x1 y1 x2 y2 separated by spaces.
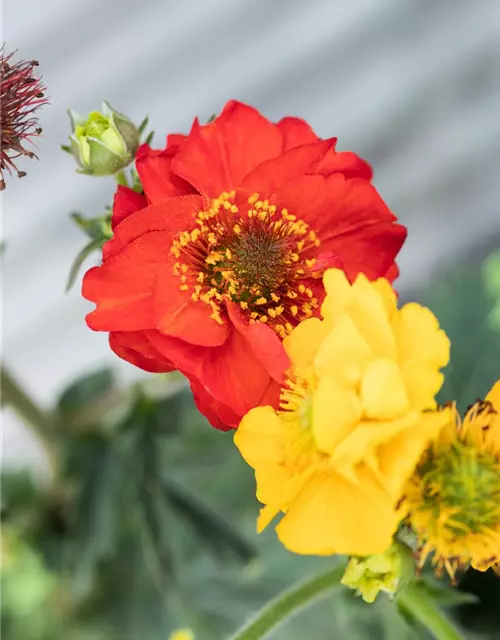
1 46 48 190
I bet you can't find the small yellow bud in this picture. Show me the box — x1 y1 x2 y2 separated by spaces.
341 543 413 603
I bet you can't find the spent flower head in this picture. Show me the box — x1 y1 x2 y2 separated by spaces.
403 380 500 580
0 46 48 190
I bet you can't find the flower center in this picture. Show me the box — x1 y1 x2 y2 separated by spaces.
279 373 314 429
171 191 322 337
420 440 500 536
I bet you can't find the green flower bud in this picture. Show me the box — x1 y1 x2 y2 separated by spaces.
341 542 415 603
62 101 140 176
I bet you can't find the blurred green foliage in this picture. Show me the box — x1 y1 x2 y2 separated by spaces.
2 248 500 639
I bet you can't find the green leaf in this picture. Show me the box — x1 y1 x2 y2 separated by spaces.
420 254 500 411
138 115 149 135
138 482 176 591
1 470 39 515
144 130 155 146
483 250 500 332
396 581 466 640
419 579 479 607
162 477 256 564
66 237 104 291
64 435 122 598
56 369 116 427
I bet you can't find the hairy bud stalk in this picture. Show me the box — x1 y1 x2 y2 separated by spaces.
0 47 48 190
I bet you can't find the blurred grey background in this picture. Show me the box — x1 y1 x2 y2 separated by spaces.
3 0 500 471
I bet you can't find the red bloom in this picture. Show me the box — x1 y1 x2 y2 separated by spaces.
83 101 406 429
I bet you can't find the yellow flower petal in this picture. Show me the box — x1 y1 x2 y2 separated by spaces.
320 268 353 328
348 275 397 359
255 464 310 508
401 364 444 410
392 303 450 368
486 379 500 409
332 412 419 469
360 359 410 420
235 407 289 467
372 277 397 318
312 376 361 455
486 379 500 452
313 313 372 383
284 317 327 372
276 470 398 556
377 408 451 500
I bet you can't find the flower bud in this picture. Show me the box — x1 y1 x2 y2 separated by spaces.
63 101 139 176
167 630 194 640
341 542 414 603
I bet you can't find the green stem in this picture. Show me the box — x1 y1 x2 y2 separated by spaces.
397 582 465 640
1 365 57 469
229 562 346 640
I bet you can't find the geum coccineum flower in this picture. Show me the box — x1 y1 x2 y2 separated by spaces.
403 380 500 580
234 269 450 556
83 101 407 429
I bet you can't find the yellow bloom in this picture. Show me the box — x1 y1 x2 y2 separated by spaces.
234 269 450 556
168 630 194 640
404 380 500 580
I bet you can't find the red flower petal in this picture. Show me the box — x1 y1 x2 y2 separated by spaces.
277 116 319 150
136 143 195 203
167 133 186 147
148 327 273 418
112 186 147 230
189 377 240 430
110 331 175 373
384 263 400 282
103 195 202 260
171 101 283 198
226 301 290 383
320 221 407 281
153 262 229 347
241 139 335 196
84 233 171 331
274 174 397 240
317 149 373 180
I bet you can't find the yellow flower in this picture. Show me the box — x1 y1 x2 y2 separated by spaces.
168 630 194 640
234 269 450 556
403 380 500 580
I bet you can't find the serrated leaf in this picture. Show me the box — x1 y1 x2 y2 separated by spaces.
162 478 256 564
66 238 104 292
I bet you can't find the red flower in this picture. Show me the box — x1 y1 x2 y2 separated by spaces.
83 101 406 429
